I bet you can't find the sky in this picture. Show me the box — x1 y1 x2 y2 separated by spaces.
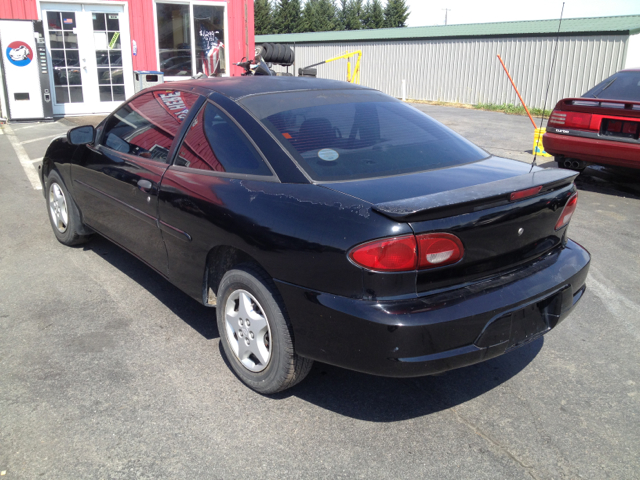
405 0 640 27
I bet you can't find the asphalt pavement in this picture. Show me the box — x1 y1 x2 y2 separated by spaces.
0 107 638 480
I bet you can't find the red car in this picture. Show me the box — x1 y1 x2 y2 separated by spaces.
543 68 640 171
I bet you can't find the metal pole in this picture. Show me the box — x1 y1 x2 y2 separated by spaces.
496 54 537 129
443 9 451 25
244 0 248 60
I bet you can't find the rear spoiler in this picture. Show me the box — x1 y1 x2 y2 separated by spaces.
372 168 578 222
553 98 640 119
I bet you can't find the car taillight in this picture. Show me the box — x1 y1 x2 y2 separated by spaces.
349 233 464 272
603 119 639 137
548 110 593 130
510 186 543 201
555 193 578 230
349 235 417 272
417 233 464 269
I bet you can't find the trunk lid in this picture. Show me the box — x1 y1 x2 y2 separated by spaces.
322 157 579 294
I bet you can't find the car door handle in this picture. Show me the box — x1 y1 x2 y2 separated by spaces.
137 179 153 192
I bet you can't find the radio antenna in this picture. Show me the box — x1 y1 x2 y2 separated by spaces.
531 2 565 172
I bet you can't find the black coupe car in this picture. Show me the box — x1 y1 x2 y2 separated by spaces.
40 77 590 394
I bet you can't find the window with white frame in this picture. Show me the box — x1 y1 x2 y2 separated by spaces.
156 2 226 79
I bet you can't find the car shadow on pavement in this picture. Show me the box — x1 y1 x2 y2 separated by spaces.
83 236 219 340
274 339 543 421
82 233 542 419
80 221 543 421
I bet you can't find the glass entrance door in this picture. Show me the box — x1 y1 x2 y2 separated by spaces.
42 2 134 115
92 12 125 103
46 8 85 106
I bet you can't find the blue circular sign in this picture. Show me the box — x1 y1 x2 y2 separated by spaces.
6 41 33 67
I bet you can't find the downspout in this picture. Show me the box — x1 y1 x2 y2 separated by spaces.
244 0 249 60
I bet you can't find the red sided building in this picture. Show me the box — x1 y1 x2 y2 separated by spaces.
0 0 254 116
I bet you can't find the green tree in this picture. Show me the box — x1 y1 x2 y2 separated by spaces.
343 0 363 30
254 0 273 35
383 0 410 28
336 0 348 30
316 0 339 31
362 1 371 27
302 0 339 32
273 0 304 33
362 0 384 29
301 0 319 32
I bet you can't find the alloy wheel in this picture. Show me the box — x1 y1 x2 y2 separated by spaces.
224 289 272 372
49 183 69 233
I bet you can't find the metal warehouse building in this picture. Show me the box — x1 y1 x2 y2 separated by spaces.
257 15 640 109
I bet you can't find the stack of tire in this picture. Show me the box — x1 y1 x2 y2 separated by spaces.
256 43 294 66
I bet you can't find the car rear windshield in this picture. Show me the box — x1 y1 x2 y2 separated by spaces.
240 90 488 182
582 71 640 101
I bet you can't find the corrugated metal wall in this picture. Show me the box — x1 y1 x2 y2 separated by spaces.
274 35 628 109
0 0 38 20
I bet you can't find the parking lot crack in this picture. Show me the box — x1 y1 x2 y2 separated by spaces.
449 405 540 480
409 378 542 478
501 381 580 479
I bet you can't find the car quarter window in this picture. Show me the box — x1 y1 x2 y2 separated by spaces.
100 90 200 162
175 102 272 176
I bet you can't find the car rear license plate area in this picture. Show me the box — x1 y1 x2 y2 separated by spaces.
475 289 566 352
507 302 552 350
601 118 640 139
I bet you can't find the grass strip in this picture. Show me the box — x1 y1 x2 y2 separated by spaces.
473 103 552 117
406 99 552 118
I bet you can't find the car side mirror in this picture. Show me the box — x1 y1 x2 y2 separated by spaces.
68 125 95 145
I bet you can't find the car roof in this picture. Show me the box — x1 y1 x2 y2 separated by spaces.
620 67 640 72
158 76 375 101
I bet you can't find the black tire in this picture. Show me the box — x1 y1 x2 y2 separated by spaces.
282 45 292 64
45 170 91 246
280 46 290 65
274 44 286 63
262 43 275 62
261 43 271 62
216 265 313 394
284 46 294 65
268 43 279 63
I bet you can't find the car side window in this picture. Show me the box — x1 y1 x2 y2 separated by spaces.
175 102 272 176
100 90 200 163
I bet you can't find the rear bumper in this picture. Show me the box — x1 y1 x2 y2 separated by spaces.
276 240 590 377
543 131 640 169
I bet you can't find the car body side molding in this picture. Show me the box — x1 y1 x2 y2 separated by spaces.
74 179 158 228
159 220 192 242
